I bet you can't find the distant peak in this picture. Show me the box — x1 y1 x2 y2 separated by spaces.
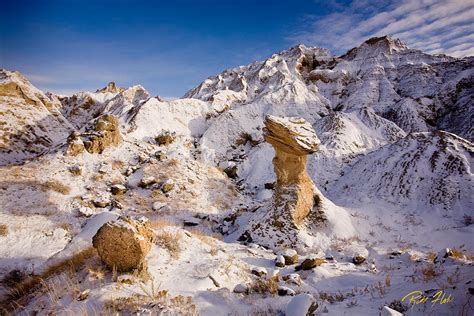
96 82 124 94
341 35 408 59
363 35 408 50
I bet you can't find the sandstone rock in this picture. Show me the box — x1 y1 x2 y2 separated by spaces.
278 286 296 296
296 256 325 271
353 255 366 265
139 176 158 188
282 273 302 285
68 165 82 176
161 179 175 193
155 150 167 161
250 115 323 247
77 206 95 217
92 195 111 208
152 201 167 211
92 216 156 272
111 184 127 195
275 255 285 267
233 283 248 294
155 130 176 145
65 132 85 156
285 293 318 316
251 267 267 277
83 115 122 154
282 249 299 265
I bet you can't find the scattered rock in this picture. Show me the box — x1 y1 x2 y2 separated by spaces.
251 267 268 277
68 165 82 176
77 206 95 217
138 153 148 163
234 283 248 294
155 150 167 161
161 179 175 193
98 163 112 174
77 289 90 301
152 201 167 212
264 182 275 190
282 249 299 265
155 130 176 145
285 293 318 316
353 255 366 265
278 286 296 296
92 216 156 272
139 176 158 188
282 273 302 285
275 255 286 267
296 256 326 271
111 184 127 195
183 219 200 227
224 165 238 179
92 196 111 208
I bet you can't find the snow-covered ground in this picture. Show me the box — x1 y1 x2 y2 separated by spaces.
0 36 473 315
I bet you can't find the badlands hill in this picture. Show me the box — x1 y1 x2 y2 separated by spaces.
0 36 473 315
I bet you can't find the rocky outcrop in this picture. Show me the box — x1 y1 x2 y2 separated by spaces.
92 216 156 272
95 82 124 94
249 115 325 247
65 114 122 156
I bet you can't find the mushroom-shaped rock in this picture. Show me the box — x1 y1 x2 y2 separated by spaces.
250 115 323 247
92 216 156 271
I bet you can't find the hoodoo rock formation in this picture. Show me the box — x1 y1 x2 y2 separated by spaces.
248 115 325 248
92 216 156 272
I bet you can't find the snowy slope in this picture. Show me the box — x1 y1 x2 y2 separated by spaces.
0 69 74 165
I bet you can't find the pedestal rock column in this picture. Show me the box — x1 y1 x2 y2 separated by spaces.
249 115 321 248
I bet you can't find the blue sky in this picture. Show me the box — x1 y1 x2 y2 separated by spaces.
1 0 473 97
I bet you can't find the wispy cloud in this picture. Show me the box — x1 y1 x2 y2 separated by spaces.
292 0 474 57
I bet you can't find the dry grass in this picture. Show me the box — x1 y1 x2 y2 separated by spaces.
419 263 443 282
110 159 125 170
249 276 279 295
156 230 182 259
0 247 97 312
0 223 8 236
42 180 71 195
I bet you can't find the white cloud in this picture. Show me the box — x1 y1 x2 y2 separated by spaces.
292 0 474 57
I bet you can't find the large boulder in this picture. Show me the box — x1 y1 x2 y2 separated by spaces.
92 216 156 271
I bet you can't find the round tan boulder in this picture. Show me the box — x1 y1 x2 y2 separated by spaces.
92 216 156 272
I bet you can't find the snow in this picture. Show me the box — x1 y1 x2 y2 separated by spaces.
1 36 473 315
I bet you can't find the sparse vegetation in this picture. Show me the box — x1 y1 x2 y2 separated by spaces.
249 275 279 295
42 179 71 195
156 230 182 259
0 223 8 236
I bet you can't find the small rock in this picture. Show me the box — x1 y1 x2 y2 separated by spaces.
282 273 302 285
233 283 248 294
275 255 286 267
278 286 296 296
155 151 167 161
152 201 166 211
139 176 158 188
111 184 127 195
77 289 90 301
285 293 318 316
93 196 111 208
296 256 325 271
161 179 175 193
444 248 454 258
183 219 200 227
68 165 82 176
264 182 275 190
98 163 112 174
224 165 238 179
353 255 366 265
155 131 176 146
138 153 148 163
251 267 267 277
282 249 298 265
77 206 95 217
